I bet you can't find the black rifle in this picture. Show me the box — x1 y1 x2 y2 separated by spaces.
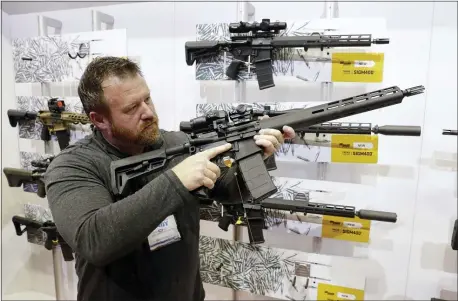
2 156 54 198
442 129 458 136
110 85 424 244
7 98 90 150
185 18 389 90
12 216 74 261
190 106 422 138
218 192 397 233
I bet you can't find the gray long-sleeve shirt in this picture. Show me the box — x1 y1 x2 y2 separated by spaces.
44 128 204 301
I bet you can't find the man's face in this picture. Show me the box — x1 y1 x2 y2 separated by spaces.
102 74 160 146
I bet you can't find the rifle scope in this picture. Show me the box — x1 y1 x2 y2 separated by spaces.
180 110 228 133
229 18 287 34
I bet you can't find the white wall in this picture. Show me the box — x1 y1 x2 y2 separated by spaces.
2 1 457 300
1 9 57 301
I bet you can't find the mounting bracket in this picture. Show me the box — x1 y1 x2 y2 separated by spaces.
92 10 114 31
38 15 62 36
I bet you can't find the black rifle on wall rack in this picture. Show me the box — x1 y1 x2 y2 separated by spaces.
217 191 397 233
2 156 54 198
12 216 74 261
110 85 424 244
7 98 91 150
185 18 390 90
442 129 457 136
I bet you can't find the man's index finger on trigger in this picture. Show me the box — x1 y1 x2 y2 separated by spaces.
204 143 232 159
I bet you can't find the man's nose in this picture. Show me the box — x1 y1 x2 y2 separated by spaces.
140 103 155 120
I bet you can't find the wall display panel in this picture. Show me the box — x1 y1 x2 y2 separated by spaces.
9 29 128 195
199 235 366 300
192 18 387 84
12 29 127 83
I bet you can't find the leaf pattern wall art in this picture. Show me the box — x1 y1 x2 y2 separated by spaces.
9 29 128 197
199 235 365 300
13 29 127 83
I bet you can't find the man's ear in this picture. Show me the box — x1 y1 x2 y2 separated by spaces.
89 111 110 131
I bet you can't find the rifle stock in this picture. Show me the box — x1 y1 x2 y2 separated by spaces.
7 110 38 127
3 167 46 198
12 216 74 261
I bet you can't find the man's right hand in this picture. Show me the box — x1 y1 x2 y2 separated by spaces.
171 143 232 191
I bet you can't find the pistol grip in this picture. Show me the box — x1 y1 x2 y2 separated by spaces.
226 61 244 80
12 218 25 236
55 130 70 150
37 181 47 198
61 244 75 261
40 126 51 141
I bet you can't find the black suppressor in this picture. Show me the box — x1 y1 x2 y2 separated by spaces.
372 125 421 136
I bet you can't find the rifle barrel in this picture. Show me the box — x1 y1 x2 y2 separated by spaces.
296 123 421 136
261 198 397 222
258 86 424 131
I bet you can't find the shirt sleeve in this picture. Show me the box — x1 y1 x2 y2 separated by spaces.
44 151 195 267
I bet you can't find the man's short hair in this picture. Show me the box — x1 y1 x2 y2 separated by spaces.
78 56 143 115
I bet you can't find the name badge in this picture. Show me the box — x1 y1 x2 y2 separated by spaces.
147 215 181 251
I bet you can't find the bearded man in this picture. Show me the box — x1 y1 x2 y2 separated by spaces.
44 56 295 301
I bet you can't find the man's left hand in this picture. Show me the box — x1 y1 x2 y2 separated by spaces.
253 116 296 158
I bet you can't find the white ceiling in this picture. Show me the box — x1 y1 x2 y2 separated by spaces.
1 1 135 15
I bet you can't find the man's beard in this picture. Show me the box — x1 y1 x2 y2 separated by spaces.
111 120 160 146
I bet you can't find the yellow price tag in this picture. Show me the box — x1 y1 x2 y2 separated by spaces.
321 216 371 243
331 52 384 83
317 283 365 300
331 134 378 164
